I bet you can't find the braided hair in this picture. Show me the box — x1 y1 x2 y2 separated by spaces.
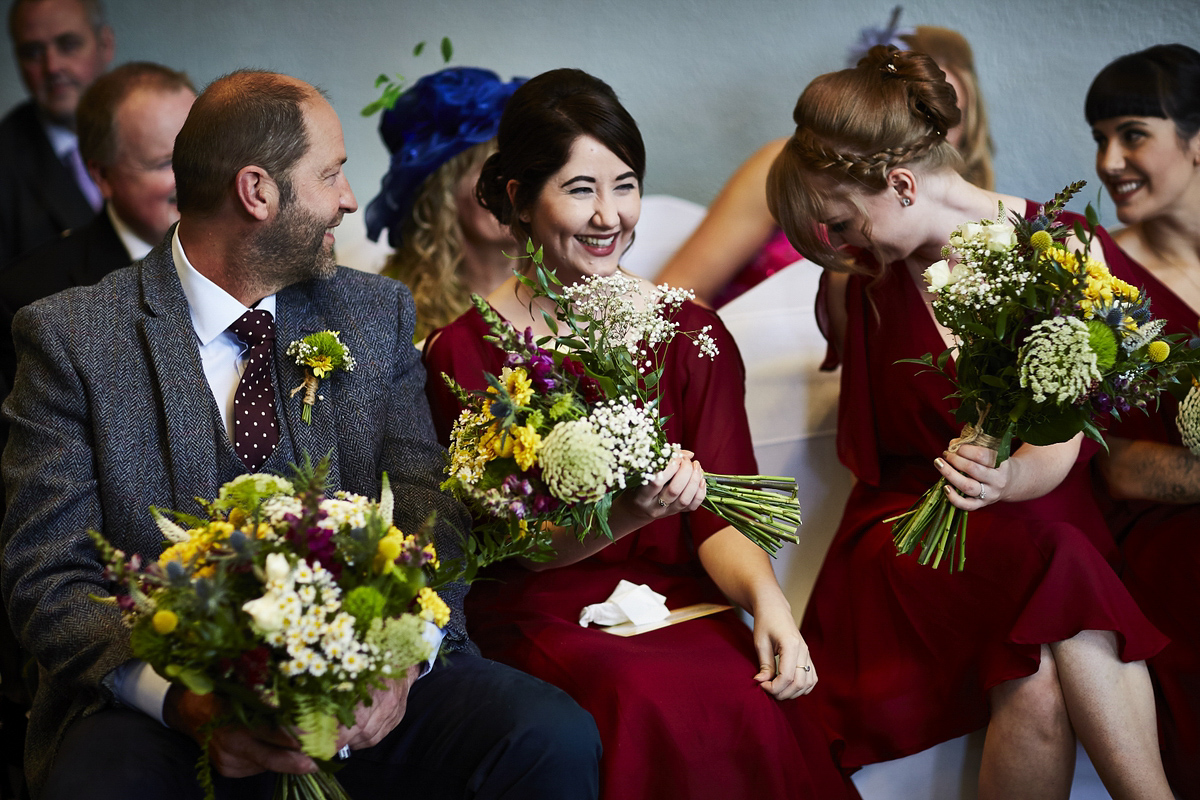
767 45 964 273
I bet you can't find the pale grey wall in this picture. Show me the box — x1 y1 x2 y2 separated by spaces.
3 0 1196 267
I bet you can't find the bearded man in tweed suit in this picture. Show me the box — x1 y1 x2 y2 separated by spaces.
0 70 600 800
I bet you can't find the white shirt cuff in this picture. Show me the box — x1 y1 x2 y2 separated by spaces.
109 659 172 725
420 621 444 677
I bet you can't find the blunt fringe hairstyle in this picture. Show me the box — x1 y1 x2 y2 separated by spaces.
1086 44 1200 141
475 67 645 243
767 46 963 274
173 70 317 216
77 61 195 167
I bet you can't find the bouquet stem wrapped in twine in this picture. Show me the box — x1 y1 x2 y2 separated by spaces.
889 406 1008 572
291 372 320 423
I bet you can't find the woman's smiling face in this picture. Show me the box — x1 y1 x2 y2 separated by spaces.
1093 115 1200 225
521 135 640 284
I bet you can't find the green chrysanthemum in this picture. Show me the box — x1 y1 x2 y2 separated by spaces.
1086 318 1118 371
343 585 386 628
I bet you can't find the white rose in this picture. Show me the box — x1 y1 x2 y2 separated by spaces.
243 591 285 632
982 222 1016 251
923 260 955 291
264 552 291 585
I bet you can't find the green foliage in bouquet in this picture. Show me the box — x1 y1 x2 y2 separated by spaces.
90 455 452 800
890 182 1200 571
440 242 802 561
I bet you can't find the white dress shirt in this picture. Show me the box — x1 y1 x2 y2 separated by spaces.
106 204 155 263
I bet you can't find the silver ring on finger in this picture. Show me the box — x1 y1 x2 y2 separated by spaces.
977 484 986 501
657 498 667 508
801 664 811 672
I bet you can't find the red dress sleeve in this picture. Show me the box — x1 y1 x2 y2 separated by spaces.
660 302 759 545
421 309 500 445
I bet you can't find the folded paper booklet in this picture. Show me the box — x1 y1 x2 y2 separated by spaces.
600 603 734 637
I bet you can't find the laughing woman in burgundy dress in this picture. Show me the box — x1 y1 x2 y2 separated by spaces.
422 68 855 800
766 45 1175 800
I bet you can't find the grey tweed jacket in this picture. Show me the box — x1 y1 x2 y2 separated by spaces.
0 238 473 795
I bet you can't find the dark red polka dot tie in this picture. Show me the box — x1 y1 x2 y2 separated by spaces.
229 309 280 470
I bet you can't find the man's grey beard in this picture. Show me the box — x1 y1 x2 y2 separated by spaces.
243 199 339 294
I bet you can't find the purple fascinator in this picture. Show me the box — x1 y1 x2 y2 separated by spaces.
365 67 526 247
845 6 915 67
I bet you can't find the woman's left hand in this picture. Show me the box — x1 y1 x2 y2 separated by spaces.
751 597 815 700
936 442 1009 510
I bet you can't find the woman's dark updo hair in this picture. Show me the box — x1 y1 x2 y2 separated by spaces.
475 68 646 242
767 45 963 272
1086 44 1200 141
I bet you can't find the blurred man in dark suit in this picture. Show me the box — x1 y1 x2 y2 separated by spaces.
0 61 195 387
0 0 114 270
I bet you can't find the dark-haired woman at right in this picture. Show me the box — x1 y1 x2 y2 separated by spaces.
766 45 1175 800
1084 43 1200 800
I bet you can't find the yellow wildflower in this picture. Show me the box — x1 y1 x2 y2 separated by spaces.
308 354 334 378
511 424 542 471
505 368 534 407
1029 230 1053 251
152 609 179 635
417 587 450 628
481 423 515 459
1147 341 1170 363
422 543 439 569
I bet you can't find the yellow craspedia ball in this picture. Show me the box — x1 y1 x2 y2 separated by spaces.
1030 230 1053 252
152 609 179 635
378 537 402 561
1147 340 1170 363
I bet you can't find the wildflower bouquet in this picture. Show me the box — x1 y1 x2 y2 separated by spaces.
440 243 802 561
890 182 1198 571
89 458 450 800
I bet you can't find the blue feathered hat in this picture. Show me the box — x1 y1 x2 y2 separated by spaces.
365 66 526 248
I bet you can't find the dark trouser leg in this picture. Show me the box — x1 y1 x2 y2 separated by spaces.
40 708 274 800
337 652 601 800
41 654 598 800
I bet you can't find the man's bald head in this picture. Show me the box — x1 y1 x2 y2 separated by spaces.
173 70 323 216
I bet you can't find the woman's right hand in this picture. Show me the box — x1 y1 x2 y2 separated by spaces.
615 449 707 525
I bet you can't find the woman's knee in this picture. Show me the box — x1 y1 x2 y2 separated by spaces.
992 645 1072 742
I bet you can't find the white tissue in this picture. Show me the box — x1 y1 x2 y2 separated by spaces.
578 580 670 627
